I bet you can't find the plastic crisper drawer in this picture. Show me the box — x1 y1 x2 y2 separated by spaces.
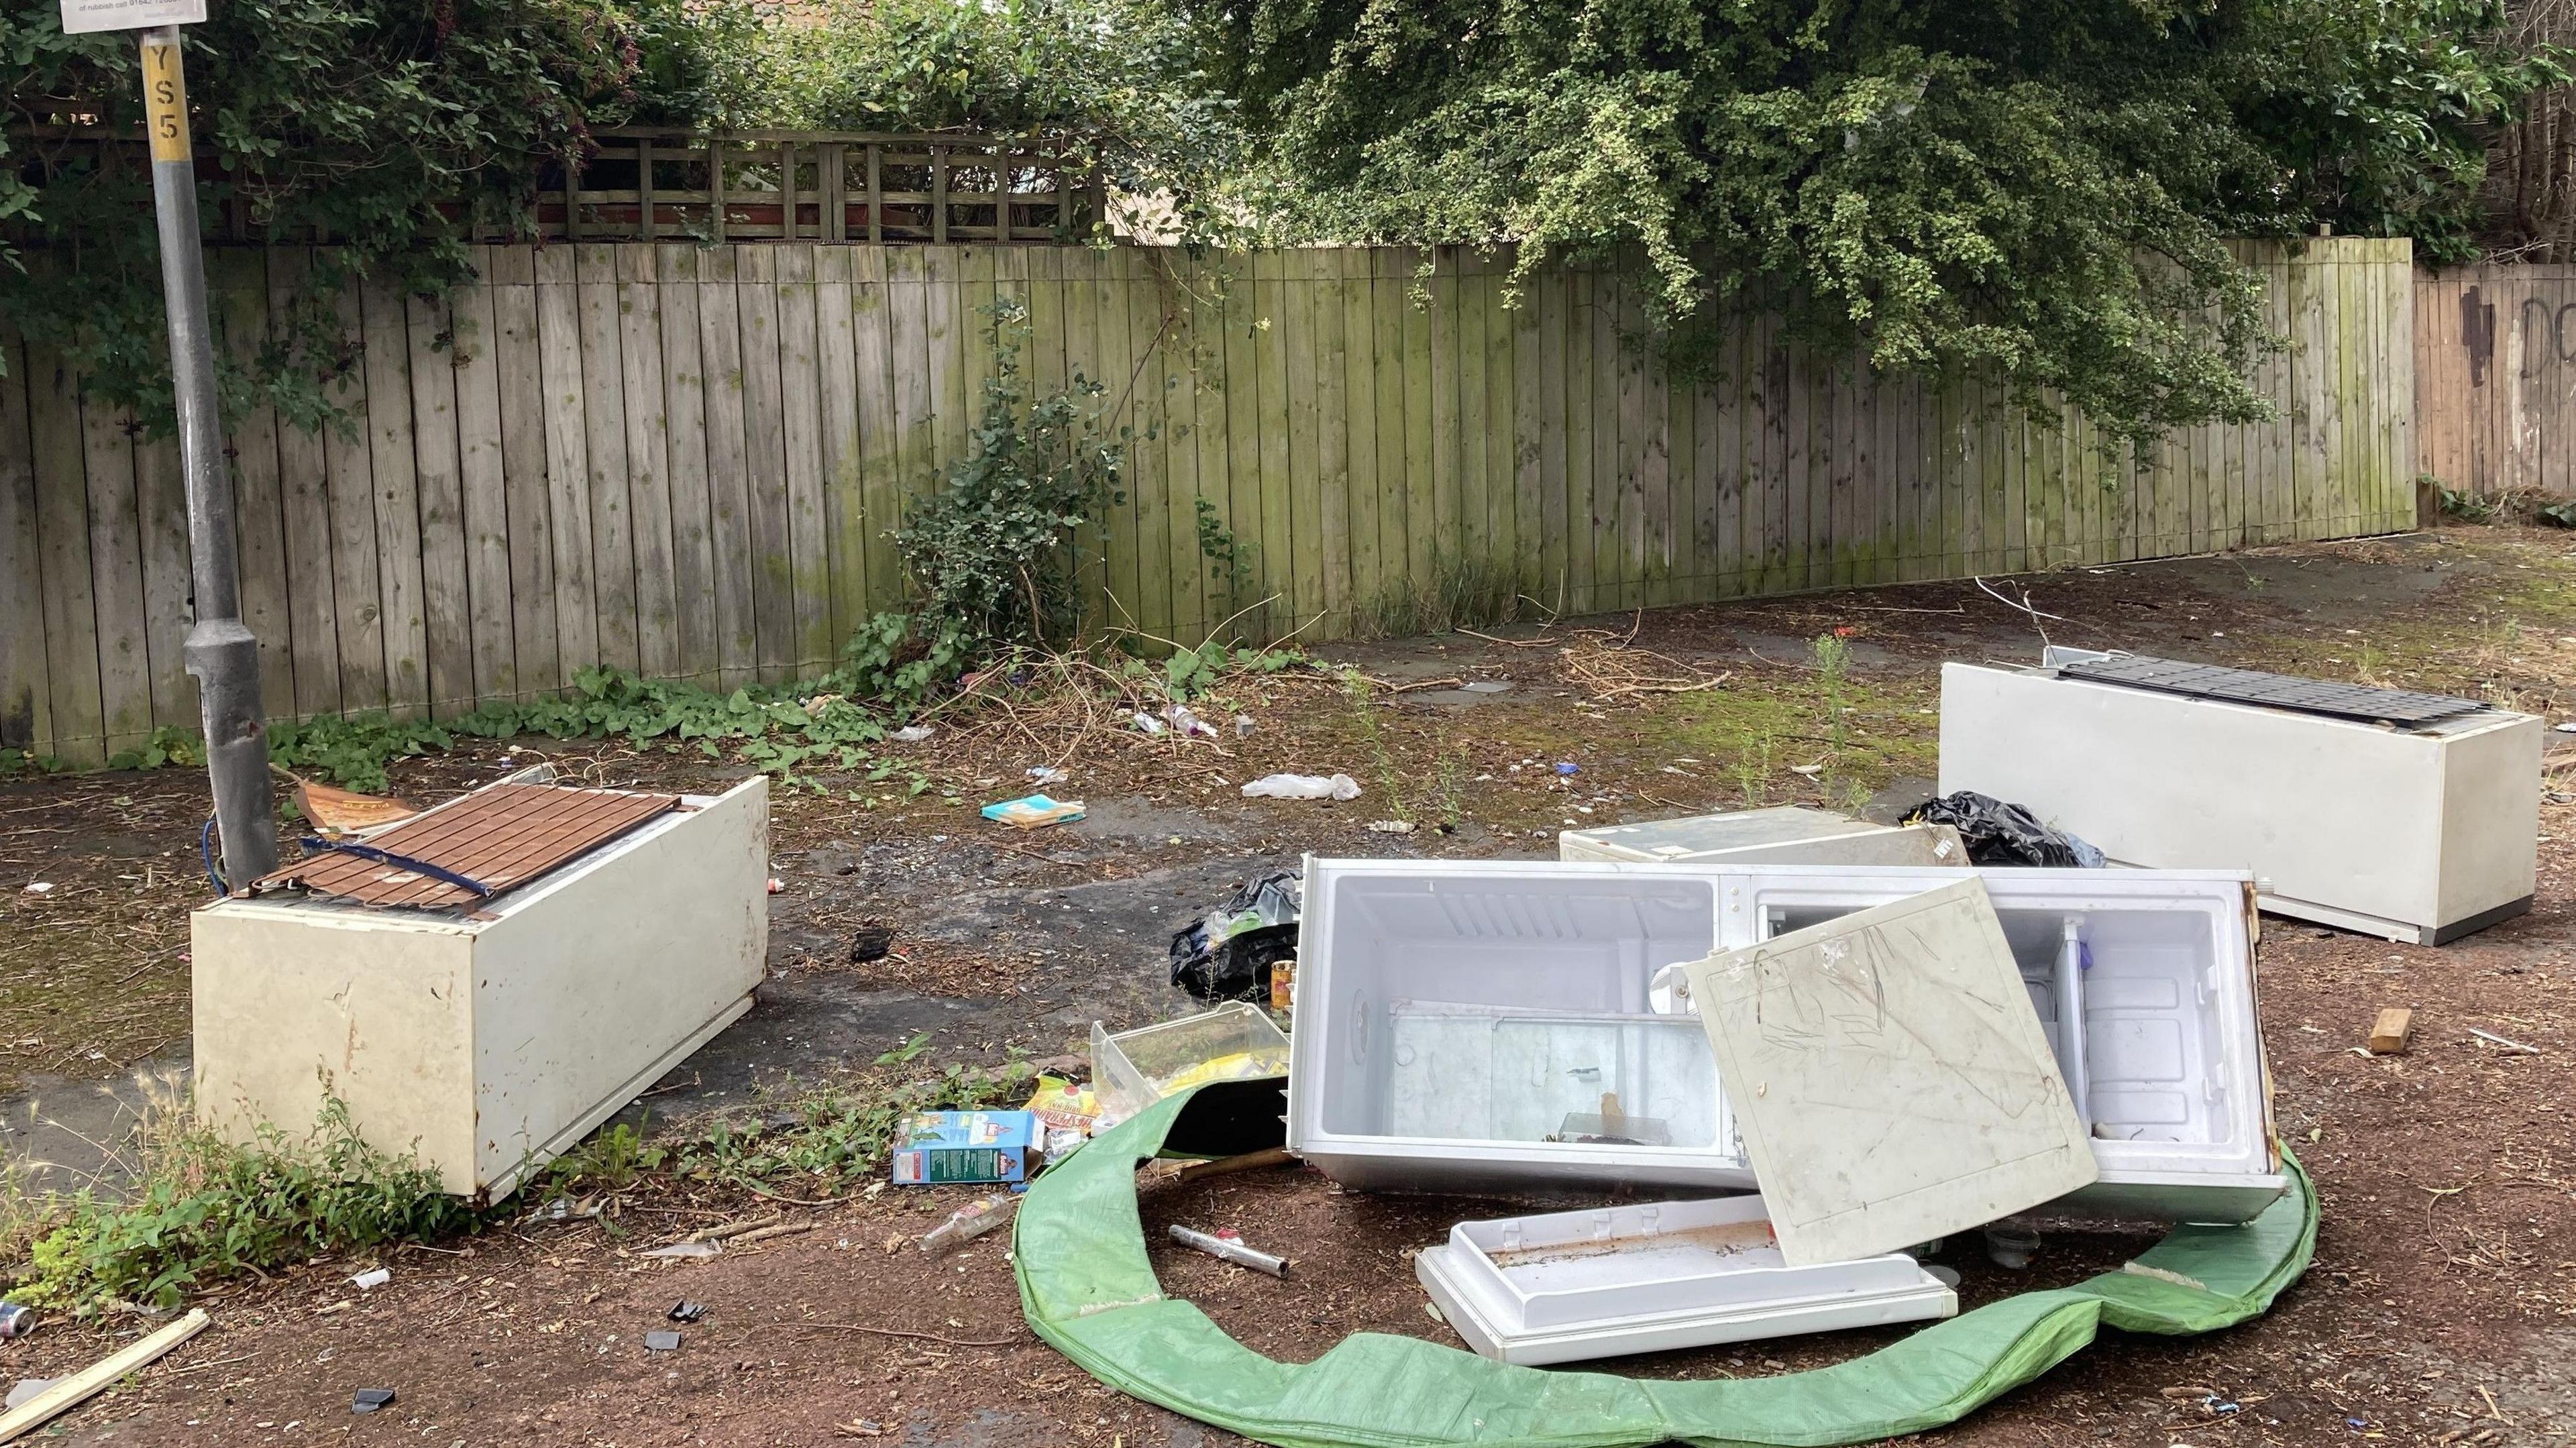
1289 858 2284 1221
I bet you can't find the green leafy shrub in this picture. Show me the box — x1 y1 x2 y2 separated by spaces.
7 1097 476 1312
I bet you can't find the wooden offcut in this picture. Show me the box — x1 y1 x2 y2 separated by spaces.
0 1308 209 1444
2370 1007 2416 1055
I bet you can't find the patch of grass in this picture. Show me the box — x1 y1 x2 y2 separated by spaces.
3 1089 478 1313
1633 661 1937 807
1341 671 1411 820
1352 552 1523 640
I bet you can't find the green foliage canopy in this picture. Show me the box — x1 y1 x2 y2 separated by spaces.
1197 0 2562 444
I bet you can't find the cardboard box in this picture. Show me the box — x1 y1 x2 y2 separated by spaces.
890 1110 1040 1184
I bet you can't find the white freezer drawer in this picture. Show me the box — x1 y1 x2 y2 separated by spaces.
1289 858 2283 1221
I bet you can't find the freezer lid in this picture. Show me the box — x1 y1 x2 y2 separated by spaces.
1676 877 2098 1266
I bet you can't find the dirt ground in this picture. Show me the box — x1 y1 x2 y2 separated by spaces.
6 524 2576 1446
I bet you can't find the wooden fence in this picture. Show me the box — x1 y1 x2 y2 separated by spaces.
1 238 2414 765
2416 264 2576 495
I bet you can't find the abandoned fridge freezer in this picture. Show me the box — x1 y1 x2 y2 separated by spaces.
1713 863 2284 1222
1289 859 1751 1192
1289 858 2284 1221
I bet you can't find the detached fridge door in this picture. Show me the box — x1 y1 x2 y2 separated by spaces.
1677 877 2098 1266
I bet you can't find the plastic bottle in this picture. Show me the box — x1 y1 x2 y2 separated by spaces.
920 1192 1019 1256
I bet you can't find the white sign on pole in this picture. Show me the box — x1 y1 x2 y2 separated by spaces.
59 0 204 34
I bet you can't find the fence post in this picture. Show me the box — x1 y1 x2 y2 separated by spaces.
638 135 656 241
709 140 727 242
932 146 949 243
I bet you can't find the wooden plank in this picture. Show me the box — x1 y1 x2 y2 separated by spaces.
80 376 152 751
1627 277 1668 605
533 242 600 685
358 274 429 716
696 245 759 687
922 247 967 525
573 243 639 674
0 1308 209 1443
1760 309 1794 593
403 289 473 715
486 245 559 698
1780 321 1815 593
1053 247 1112 632
1511 254 1548 610
616 245 682 681
1488 258 1529 605
850 246 904 622
815 244 868 647
734 244 798 679
1401 250 1440 606
2367 1007 2413 1056
0 329 50 753
2291 251 2326 542
775 245 834 669
449 247 521 704
654 244 718 685
1252 249 1295 639
1316 248 1355 623
24 341 103 763
133 431 195 734
1557 264 1595 614
885 246 936 645
1095 249 1156 638
1587 265 1622 612
1822 353 1855 588
1340 248 1386 628
209 249 294 720
1221 254 1268 636
1428 250 1462 598
1371 249 1413 624
1285 249 1327 630
1152 249 1209 642
2388 243 2418 526
1711 299 1746 594
267 249 345 717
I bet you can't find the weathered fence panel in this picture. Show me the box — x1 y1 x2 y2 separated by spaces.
1 238 2414 765
2416 264 2576 496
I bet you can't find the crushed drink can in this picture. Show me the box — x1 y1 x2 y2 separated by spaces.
0 1301 35 1339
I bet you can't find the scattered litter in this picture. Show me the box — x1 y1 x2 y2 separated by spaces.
1461 680 1512 693
1162 704 1220 739
4 1380 57 1412
890 1110 1040 1184
278 771 418 836
921 1192 1020 1256
1241 773 1360 801
1366 820 1415 834
1416 1195 1953 1364
2469 1027 2543 1054
1269 959 1295 1012
1234 714 1256 736
350 1268 390 1291
1169 873 1303 1001
802 692 846 716
980 795 1085 829
767 877 786 893
1169 1224 1289 1276
642 1241 723 1260
666 1300 707 1323
531 1194 604 1223
1022 1074 1100 1136
837 1418 885 1437
1026 765 1069 785
351 1388 396 1414
891 724 936 743
2559 722 2576 733
18 883 50 895
848 925 895 963
2368 1008 2414 1055
644 1331 683 1352
1554 762 1580 776
1131 711 1169 736
1903 791 2105 868
0 1310 208 1441
0 1302 31 1339
1788 763 1824 777
1093 1003 1291 1125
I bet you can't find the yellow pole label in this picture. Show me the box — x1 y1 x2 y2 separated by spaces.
141 38 189 164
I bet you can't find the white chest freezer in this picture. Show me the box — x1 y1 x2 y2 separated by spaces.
192 777 770 1201
1560 806 1964 867
1287 858 2283 1222
1939 651 2540 944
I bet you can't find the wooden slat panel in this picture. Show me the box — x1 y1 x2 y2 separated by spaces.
404 289 474 716
132 433 194 734
80 380 152 752
775 245 835 668
1340 248 1386 625
209 249 296 720
1284 249 1326 630
814 244 868 647
573 243 639 673
533 244 600 687
850 246 904 625
358 274 429 716
653 245 718 685
1252 249 1294 639
0 328 48 752
696 245 759 687
25 341 104 763
486 246 558 698
616 246 682 680
734 244 797 679
449 248 521 704
1314 247 1355 622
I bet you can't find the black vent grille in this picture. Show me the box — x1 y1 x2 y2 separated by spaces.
2055 655 2489 728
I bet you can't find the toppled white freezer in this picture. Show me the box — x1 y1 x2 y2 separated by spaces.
1560 806 1964 868
1940 650 2540 944
1415 1195 1957 1366
1289 858 2283 1221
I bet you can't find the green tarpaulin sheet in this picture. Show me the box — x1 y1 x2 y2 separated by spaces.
1014 1082 2315 1448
